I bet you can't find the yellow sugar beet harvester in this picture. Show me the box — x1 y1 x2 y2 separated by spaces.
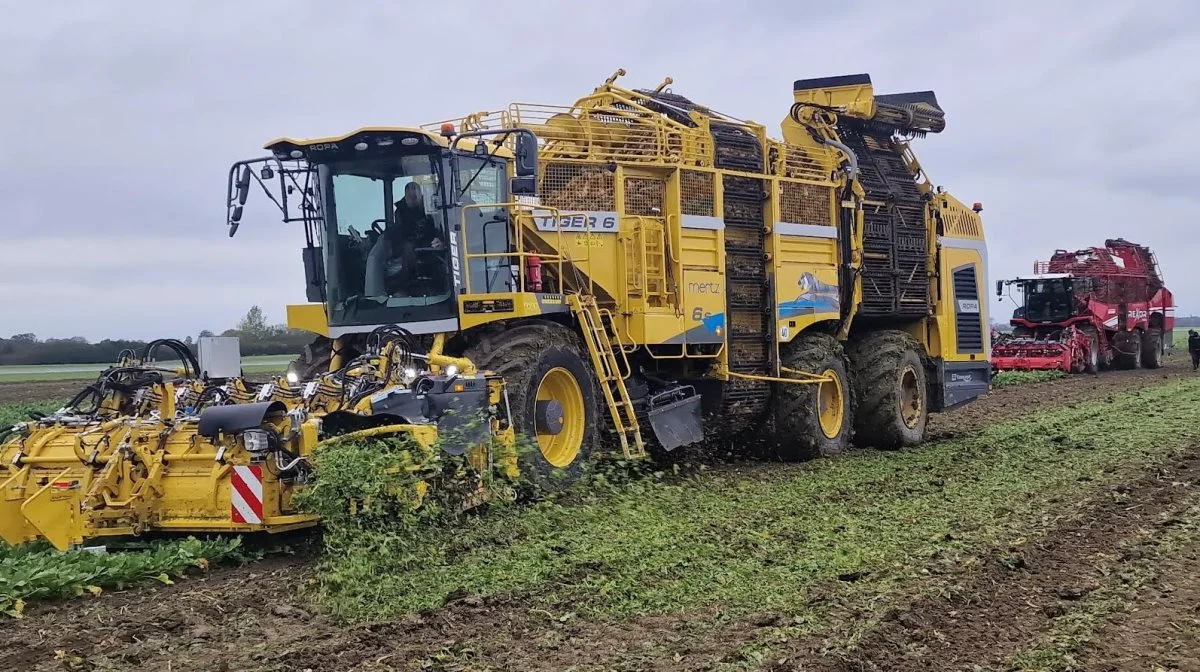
1 70 990 550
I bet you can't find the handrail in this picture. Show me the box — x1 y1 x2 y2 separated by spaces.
597 307 633 380
459 201 598 296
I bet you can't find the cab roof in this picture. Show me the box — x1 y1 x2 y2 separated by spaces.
264 126 514 161
1012 273 1073 281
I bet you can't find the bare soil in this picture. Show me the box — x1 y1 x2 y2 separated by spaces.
1078 539 1200 671
926 356 1186 440
808 435 1200 671
0 380 82 405
1 356 1197 671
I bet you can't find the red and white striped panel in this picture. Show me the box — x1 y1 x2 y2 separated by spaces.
230 465 264 525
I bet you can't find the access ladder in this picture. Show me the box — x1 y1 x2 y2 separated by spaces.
568 293 646 459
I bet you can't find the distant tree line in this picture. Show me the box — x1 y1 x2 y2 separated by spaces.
0 306 314 366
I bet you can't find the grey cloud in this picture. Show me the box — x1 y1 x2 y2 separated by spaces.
1 0 1197 340
1077 1 1200 64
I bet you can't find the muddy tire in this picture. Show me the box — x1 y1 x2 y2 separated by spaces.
846 331 928 450
771 333 853 459
288 336 334 381
1080 326 1100 374
464 321 599 491
1142 329 1162 369
1113 330 1143 370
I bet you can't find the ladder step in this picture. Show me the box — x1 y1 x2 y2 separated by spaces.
568 293 646 459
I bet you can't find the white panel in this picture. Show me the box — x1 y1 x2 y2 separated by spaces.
197 337 242 379
775 222 838 238
680 215 724 230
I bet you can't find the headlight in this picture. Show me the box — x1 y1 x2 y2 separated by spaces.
242 429 271 453
286 370 300 384
445 364 458 377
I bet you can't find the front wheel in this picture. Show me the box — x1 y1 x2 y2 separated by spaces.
1080 326 1100 374
847 331 928 449
289 336 334 381
771 333 853 459
464 322 599 490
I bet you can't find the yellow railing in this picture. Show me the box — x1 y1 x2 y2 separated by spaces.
424 78 770 169
458 202 597 296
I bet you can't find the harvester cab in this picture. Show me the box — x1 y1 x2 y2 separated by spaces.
997 275 1078 325
226 126 540 340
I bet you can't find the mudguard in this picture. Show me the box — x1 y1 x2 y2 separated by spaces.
198 401 287 438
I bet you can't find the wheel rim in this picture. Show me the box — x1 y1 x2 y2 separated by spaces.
534 367 586 468
817 369 845 440
899 364 923 429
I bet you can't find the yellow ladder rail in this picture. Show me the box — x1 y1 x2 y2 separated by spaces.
567 293 646 459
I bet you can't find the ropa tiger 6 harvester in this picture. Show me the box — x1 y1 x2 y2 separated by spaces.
992 239 1173 373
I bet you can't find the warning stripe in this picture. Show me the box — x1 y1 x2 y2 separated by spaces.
230 465 263 525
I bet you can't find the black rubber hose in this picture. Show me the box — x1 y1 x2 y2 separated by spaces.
142 339 201 377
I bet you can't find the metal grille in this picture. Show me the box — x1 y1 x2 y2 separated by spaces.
779 181 831 225
953 265 984 353
843 127 930 316
681 170 714 216
942 207 981 238
720 174 771 428
540 162 615 211
624 176 665 216
777 141 837 183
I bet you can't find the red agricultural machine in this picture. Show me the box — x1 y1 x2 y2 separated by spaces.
992 239 1174 373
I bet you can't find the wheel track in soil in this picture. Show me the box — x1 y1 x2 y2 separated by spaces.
0 356 1193 671
1073 533 1200 671
805 423 1200 671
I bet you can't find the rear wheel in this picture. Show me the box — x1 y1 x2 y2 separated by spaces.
1142 329 1162 369
464 321 599 490
1113 330 1143 370
847 331 928 450
771 333 852 459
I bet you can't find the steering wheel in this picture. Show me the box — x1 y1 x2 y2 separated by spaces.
370 219 386 236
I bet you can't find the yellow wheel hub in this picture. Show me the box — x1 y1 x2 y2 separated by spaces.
534 367 586 468
899 364 923 429
817 369 845 440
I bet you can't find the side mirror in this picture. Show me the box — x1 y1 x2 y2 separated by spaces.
228 205 244 237
302 246 325 302
514 131 538 178
235 166 252 206
996 280 1003 297
510 176 536 196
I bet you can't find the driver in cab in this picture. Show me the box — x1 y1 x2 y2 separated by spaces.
367 181 445 296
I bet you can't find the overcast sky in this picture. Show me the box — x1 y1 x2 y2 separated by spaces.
1 0 1197 341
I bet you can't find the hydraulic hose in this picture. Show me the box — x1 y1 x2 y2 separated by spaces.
142 339 201 378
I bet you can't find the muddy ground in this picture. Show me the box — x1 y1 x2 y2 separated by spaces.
0 380 84 406
2 357 1198 672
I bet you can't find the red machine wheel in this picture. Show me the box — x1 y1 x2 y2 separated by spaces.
1080 326 1100 374
1141 329 1162 369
